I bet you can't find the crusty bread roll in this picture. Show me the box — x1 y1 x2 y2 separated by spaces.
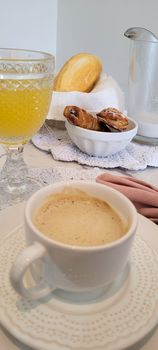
53 53 102 92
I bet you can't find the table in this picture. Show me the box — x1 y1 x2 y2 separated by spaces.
1 141 158 350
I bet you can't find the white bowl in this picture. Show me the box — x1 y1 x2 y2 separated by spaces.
65 117 138 157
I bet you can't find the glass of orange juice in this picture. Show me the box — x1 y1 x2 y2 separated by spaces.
0 48 55 209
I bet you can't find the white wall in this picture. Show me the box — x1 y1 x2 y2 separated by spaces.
56 0 158 98
0 0 57 56
1 0 158 101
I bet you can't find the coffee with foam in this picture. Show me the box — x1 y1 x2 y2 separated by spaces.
33 187 127 246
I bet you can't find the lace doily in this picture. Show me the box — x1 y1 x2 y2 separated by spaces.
29 165 103 185
32 123 158 171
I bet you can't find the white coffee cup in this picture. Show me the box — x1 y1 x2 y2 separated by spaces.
10 181 138 300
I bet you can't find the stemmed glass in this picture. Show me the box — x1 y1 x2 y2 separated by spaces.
0 48 55 209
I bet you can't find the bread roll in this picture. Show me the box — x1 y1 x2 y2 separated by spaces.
53 53 102 92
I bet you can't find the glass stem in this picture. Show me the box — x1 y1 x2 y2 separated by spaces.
0 146 28 194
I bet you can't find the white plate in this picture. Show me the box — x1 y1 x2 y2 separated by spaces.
0 218 158 350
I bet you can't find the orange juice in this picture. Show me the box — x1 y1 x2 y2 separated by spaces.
0 77 53 145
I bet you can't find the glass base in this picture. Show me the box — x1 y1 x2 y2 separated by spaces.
0 145 44 211
0 175 42 211
134 133 158 145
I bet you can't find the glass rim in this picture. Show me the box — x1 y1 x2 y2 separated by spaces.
0 48 55 62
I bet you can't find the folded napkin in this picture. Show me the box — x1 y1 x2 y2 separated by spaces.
96 173 158 223
48 74 125 121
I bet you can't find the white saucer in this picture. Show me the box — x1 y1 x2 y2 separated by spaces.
1 221 158 350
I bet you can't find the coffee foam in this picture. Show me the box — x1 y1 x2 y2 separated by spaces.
33 187 128 246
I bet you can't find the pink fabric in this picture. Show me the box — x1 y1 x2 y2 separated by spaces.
96 173 158 223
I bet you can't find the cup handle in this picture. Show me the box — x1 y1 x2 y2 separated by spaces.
10 242 54 300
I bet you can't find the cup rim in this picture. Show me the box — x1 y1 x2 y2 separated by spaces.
0 48 55 62
25 181 138 251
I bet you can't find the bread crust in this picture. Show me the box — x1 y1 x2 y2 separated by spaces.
53 53 102 92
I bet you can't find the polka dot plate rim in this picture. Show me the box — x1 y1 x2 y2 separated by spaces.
0 217 158 350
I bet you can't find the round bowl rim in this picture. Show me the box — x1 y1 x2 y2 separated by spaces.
65 116 138 141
